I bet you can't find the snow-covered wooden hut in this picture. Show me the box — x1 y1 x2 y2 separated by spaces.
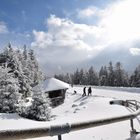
43 77 69 106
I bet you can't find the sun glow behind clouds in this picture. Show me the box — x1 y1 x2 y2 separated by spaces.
99 0 140 44
78 0 140 45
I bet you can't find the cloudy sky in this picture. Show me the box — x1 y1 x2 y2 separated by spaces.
0 0 140 75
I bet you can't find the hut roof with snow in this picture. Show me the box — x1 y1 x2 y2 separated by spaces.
43 77 69 92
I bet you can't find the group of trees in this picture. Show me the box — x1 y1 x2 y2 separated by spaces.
55 61 140 87
0 44 51 121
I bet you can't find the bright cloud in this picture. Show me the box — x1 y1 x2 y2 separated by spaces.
0 21 8 34
32 15 105 65
129 48 140 56
32 0 140 69
78 0 140 44
77 6 98 18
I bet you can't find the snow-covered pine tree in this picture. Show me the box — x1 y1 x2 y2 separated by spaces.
114 62 129 87
0 44 50 119
130 65 140 87
99 66 108 86
23 45 28 60
87 66 99 85
23 49 43 87
79 69 85 85
73 69 80 85
3 45 31 98
26 85 51 121
80 69 88 85
107 61 115 86
0 66 21 113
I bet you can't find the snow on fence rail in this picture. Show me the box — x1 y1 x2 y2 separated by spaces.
0 100 140 140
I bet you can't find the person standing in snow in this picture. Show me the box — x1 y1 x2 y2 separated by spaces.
74 90 77 94
82 87 86 96
88 87 92 96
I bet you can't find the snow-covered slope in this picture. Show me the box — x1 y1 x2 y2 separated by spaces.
1 86 140 140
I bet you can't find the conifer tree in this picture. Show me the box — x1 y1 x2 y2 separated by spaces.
27 85 51 121
108 61 115 86
0 66 21 113
87 66 98 85
130 65 140 87
99 66 108 86
73 69 80 85
114 62 128 87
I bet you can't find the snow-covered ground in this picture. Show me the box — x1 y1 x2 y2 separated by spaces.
1 86 140 140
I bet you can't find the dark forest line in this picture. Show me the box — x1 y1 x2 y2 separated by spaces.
55 62 140 87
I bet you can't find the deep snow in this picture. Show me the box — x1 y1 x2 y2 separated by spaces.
1 86 140 140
